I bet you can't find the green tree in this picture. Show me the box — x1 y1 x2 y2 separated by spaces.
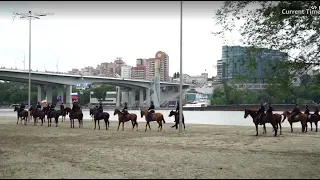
214 1 320 84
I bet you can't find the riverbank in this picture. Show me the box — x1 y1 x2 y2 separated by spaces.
1 117 320 179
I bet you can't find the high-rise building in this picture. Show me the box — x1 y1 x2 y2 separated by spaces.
145 51 169 81
218 45 288 83
121 65 132 79
131 66 146 80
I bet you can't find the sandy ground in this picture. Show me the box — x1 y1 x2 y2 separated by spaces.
1 117 320 179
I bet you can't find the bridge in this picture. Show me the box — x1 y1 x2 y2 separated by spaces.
0 68 191 108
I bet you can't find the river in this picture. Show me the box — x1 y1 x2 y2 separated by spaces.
0 109 306 128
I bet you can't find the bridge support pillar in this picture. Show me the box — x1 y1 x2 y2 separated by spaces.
37 85 45 103
66 85 72 108
146 88 150 107
129 90 136 107
46 85 53 104
139 89 144 107
116 86 121 107
150 76 160 108
121 91 129 105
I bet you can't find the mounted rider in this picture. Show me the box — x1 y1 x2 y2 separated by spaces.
36 102 41 109
19 102 26 113
72 101 80 113
122 102 129 120
98 103 103 117
291 103 301 119
256 101 265 125
315 106 319 115
148 101 155 120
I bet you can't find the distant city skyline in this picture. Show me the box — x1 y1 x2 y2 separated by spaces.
0 1 245 77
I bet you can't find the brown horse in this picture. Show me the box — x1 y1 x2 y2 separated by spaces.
29 106 45 126
67 109 83 128
244 109 267 136
306 113 319 132
244 109 283 136
264 111 279 137
14 106 28 125
113 109 138 131
140 109 166 132
282 111 308 133
92 109 110 130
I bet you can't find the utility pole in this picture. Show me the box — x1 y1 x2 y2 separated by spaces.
12 9 54 115
178 1 183 134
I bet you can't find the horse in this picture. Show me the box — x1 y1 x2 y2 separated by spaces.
89 107 96 121
29 106 45 126
58 107 67 122
264 111 279 137
140 109 166 132
13 106 28 125
46 108 60 127
244 109 283 136
113 109 138 131
68 109 83 128
92 109 110 130
305 113 319 132
168 110 185 130
282 111 308 133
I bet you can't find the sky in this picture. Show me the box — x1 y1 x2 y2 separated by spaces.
0 1 244 77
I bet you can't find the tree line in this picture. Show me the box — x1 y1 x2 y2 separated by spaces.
0 82 116 106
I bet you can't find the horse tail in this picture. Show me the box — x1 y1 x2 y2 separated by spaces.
162 114 166 124
281 114 286 123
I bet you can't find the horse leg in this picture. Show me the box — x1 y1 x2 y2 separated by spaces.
16 116 19 125
104 119 108 130
301 122 304 133
94 119 96 130
290 122 293 132
279 122 282 135
273 123 278 137
98 120 100 130
131 120 135 131
255 123 259 136
148 122 151 131
117 121 121 131
135 121 138 131
315 122 318 132
262 123 266 134
145 122 148 131
122 121 125 131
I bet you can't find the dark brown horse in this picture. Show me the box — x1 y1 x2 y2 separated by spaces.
244 109 267 136
306 113 319 132
89 107 96 121
264 111 279 137
92 109 110 130
67 109 83 128
282 111 308 133
113 109 138 131
168 110 185 130
29 106 45 126
14 106 28 125
140 109 166 132
43 106 59 127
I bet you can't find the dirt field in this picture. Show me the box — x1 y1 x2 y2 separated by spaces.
1 116 320 179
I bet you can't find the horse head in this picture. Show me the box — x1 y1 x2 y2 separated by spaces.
140 110 146 118
113 109 121 116
168 110 175 117
13 106 19 112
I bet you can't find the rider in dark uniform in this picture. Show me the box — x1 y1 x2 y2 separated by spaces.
36 102 41 109
291 103 301 119
19 103 26 113
60 103 65 111
304 105 310 115
122 102 128 120
72 102 79 112
175 101 180 114
266 103 273 113
256 102 265 125
148 101 155 120
98 103 103 117
315 106 319 115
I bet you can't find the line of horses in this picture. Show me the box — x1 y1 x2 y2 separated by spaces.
244 109 320 137
13 105 186 131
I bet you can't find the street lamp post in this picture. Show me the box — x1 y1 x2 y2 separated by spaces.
179 1 183 134
12 10 53 117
